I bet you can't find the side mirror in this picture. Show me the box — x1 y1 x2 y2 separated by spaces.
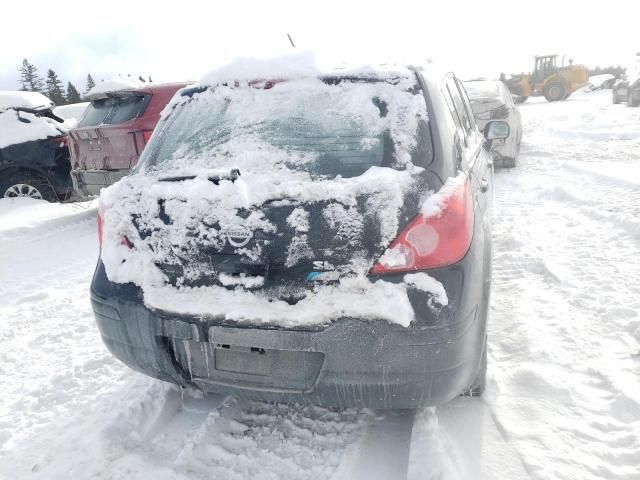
484 120 510 141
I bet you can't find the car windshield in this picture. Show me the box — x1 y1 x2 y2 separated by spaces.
140 77 431 178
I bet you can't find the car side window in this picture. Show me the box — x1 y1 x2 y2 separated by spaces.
442 81 463 134
445 77 473 137
455 78 478 132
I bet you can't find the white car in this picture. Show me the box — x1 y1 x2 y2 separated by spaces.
464 80 522 168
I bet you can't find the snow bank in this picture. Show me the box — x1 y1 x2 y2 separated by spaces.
0 108 67 149
0 91 53 109
0 197 97 239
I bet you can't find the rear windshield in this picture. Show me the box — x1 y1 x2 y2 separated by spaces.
78 94 150 127
139 77 431 179
464 81 501 99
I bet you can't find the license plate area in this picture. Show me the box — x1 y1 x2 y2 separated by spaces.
171 339 325 393
215 345 271 376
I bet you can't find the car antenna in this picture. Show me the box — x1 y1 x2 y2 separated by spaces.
287 33 296 48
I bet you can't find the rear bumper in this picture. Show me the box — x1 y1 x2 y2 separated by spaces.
91 265 488 409
71 169 129 197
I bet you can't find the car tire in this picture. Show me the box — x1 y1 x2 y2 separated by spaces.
544 82 566 102
0 171 58 202
514 95 528 104
463 337 487 397
501 157 517 168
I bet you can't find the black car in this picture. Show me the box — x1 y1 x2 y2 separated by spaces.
90 65 508 408
0 100 72 201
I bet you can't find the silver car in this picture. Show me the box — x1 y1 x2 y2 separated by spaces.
464 80 522 168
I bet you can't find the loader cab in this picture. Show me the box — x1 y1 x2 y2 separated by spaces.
532 55 558 84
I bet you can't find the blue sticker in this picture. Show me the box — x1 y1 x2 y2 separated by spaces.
306 272 322 281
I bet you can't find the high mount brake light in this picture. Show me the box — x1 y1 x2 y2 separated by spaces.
370 178 474 274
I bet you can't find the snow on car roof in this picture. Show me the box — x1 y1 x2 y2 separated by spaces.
84 78 147 99
200 52 419 87
0 91 53 110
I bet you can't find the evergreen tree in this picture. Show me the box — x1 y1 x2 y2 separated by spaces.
85 74 96 93
45 69 66 105
66 82 82 103
18 59 45 92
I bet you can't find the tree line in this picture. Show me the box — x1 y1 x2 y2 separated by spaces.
18 58 153 106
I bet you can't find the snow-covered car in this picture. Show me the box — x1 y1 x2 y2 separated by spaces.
612 78 629 104
614 54 640 107
91 61 509 408
68 82 190 197
463 80 522 168
0 91 72 201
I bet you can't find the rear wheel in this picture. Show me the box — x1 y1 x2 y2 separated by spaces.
502 157 517 168
544 82 566 102
0 172 58 202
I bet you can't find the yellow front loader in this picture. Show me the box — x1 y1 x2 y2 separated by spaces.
503 55 590 103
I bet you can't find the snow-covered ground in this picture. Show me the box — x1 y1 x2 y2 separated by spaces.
0 89 638 480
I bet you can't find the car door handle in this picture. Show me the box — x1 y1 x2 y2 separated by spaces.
481 178 489 193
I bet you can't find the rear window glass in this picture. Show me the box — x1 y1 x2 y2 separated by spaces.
107 95 150 124
77 94 150 127
77 98 114 127
139 77 431 179
464 81 501 99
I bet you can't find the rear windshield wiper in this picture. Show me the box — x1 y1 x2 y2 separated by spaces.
159 168 241 185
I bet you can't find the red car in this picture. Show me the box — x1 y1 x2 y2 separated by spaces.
68 82 189 196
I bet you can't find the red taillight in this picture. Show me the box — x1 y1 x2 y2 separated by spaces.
370 178 474 274
51 135 68 147
142 130 153 145
97 205 105 247
97 204 132 250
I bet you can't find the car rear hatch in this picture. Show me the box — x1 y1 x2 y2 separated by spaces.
145 172 425 303
70 91 152 171
101 74 433 314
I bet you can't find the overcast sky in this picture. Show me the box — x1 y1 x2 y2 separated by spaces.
1 0 638 93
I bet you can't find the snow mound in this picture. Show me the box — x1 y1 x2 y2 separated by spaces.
0 91 53 109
